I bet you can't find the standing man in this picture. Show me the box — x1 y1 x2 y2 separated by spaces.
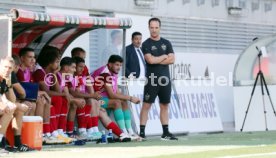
139 18 177 140
125 32 146 79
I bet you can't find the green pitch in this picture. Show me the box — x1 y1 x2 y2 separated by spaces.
6 131 276 158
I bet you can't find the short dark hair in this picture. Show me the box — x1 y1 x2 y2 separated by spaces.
60 57 74 67
71 58 76 64
148 17 161 27
19 47 34 57
108 55 123 63
73 56 85 65
12 54 21 66
37 46 60 68
132 32 142 39
71 47 85 57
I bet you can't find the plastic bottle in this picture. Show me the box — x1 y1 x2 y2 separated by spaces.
101 130 108 144
107 129 113 140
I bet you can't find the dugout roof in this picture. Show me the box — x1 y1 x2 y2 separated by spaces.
10 8 132 55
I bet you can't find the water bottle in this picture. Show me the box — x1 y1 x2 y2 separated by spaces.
73 126 78 135
107 129 114 140
101 130 108 144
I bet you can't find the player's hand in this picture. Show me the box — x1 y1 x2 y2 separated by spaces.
130 97 140 104
74 98 86 108
7 101 17 110
23 101 35 112
99 107 106 112
37 94 46 105
39 91 51 103
4 106 12 113
44 94 51 103
5 103 16 114
0 103 6 114
5 77 12 88
65 93 73 103
16 103 29 113
92 92 102 100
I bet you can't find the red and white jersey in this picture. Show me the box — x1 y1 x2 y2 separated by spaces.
82 65 89 76
16 66 33 82
32 64 50 90
57 71 75 92
91 65 118 97
73 75 87 93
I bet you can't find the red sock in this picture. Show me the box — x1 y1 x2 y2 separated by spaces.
91 116 99 128
85 105 92 129
106 122 122 137
59 97 68 131
43 123 51 134
50 106 57 133
76 107 86 128
51 96 63 127
66 121 74 133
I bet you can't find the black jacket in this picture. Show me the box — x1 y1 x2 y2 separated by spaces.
125 44 144 78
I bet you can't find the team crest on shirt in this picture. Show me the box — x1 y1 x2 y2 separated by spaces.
151 46 157 51
145 93 150 101
161 44 167 51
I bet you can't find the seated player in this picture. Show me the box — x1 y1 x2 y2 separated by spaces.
65 57 130 142
0 57 17 155
71 48 103 140
12 54 36 116
0 57 27 154
58 57 86 138
3 56 33 152
92 55 141 139
16 48 56 144
33 46 73 144
68 57 102 140
98 108 131 142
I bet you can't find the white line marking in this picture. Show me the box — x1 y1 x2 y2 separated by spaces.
218 152 276 158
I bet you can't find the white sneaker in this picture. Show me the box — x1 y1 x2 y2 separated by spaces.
0 148 9 157
129 134 143 142
79 131 88 140
56 134 74 144
127 128 135 136
43 135 64 144
119 133 131 142
87 132 102 141
60 132 69 138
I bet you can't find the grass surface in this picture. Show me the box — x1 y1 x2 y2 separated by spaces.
5 131 276 158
